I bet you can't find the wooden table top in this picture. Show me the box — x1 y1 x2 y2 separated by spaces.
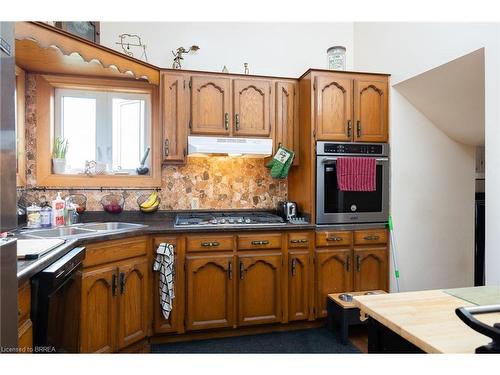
353 289 500 353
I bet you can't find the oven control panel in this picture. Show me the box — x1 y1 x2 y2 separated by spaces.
317 142 389 156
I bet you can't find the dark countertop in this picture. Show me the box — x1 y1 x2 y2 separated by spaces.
16 210 387 284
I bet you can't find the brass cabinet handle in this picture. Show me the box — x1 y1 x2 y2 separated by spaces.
363 235 380 241
239 261 244 280
347 120 352 138
119 272 125 295
164 139 169 158
356 120 361 137
290 239 308 244
345 256 350 272
224 112 229 131
356 255 361 272
201 241 220 247
326 236 343 242
112 273 117 296
235 114 240 131
227 261 232 280
251 240 269 246
291 258 296 276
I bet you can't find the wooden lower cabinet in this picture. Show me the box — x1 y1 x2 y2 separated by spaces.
18 281 33 353
315 248 352 318
288 251 309 321
353 247 388 291
80 264 117 353
185 254 235 331
238 252 282 326
80 256 150 353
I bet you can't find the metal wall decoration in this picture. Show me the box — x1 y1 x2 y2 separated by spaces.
115 34 149 62
172 45 200 69
244 63 249 75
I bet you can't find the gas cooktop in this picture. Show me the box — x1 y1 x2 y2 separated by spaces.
174 212 285 227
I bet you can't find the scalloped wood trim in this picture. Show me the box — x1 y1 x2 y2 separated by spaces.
15 22 160 85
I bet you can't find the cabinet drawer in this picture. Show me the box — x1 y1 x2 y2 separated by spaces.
315 231 352 247
237 233 282 250
354 229 387 245
18 281 31 324
187 235 233 252
288 232 311 248
83 236 148 268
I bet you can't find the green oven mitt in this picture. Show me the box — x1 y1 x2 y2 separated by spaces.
266 145 295 179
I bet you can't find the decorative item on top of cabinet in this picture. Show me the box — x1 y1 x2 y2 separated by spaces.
172 45 200 69
161 72 188 164
315 248 353 318
190 76 231 135
315 74 353 141
185 254 235 331
353 79 389 142
237 252 282 326
353 247 388 292
275 80 299 166
233 79 271 137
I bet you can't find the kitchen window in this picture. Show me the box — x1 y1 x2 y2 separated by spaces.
54 88 151 174
34 74 161 188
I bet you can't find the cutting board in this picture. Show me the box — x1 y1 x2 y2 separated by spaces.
17 239 66 260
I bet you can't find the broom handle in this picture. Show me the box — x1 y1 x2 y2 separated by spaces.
388 215 401 292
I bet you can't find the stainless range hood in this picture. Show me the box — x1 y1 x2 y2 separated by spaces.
188 136 273 157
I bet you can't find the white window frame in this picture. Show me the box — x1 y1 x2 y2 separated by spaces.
54 88 151 174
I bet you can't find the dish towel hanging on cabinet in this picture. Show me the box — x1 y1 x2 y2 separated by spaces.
336 157 376 191
153 243 175 320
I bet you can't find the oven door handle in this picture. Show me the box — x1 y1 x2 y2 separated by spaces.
321 157 389 163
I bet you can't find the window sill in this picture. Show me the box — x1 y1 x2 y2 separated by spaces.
36 173 161 188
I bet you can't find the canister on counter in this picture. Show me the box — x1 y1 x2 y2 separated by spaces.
27 203 42 228
40 205 52 228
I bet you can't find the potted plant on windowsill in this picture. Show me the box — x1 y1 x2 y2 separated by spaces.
52 137 68 174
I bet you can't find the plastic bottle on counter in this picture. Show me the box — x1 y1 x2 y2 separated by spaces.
26 203 42 228
51 192 66 227
40 205 52 228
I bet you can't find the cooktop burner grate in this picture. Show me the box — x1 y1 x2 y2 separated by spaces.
174 212 285 227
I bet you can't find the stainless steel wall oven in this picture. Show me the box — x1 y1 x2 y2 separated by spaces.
316 142 389 225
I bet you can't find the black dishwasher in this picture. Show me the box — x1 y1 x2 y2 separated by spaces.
31 246 85 353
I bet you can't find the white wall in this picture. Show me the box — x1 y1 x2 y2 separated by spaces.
354 22 499 290
99 22 354 77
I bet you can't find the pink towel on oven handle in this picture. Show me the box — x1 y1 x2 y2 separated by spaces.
336 157 376 192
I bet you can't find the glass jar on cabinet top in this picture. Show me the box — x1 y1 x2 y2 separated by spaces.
327 46 346 70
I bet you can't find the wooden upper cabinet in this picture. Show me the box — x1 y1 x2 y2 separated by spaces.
275 81 299 165
186 255 235 331
233 79 271 137
315 248 352 318
353 247 388 292
354 79 388 142
315 75 353 141
80 265 117 353
161 72 187 164
288 251 309 322
238 253 282 326
116 257 149 350
190 76 231 135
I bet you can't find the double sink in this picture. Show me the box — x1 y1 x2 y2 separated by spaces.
21 222 147 239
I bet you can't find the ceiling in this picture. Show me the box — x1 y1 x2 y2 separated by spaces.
394 48 485 146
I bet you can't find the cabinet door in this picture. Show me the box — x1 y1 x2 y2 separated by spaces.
116 257 149 350
238 253 282 326
353 79 388 142
80 265 117 353
233 79 271 137
275 81 299 165
161 73 187 163
315 75 353 141
288 251 309 321
315 248 352 318
190 76 231 135
186 255 235 331
353 247 388 292
153 237 181 334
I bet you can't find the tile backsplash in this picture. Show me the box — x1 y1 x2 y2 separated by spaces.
19 73 287 211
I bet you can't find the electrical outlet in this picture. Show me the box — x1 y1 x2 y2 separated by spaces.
191 197 200 209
